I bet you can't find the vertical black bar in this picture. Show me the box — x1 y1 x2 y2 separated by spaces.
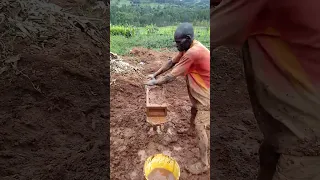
104 0 111 179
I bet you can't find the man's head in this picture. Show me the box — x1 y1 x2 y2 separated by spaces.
174 23 194 52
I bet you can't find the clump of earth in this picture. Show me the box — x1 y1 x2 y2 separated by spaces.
0 0 108 179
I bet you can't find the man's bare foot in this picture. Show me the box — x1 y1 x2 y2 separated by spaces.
185 161 209 175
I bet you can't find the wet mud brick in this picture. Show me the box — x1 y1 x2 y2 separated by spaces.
146 86 167 125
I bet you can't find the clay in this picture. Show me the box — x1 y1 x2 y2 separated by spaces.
148 86 166 106
147 168 176 180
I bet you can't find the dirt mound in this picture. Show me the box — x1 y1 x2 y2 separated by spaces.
212 47 262 179
0 0 108 179
110 48 210 179
110 52 140 75
129 47 174 62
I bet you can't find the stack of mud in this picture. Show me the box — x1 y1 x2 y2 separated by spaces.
147 168 176 180
0 0 109 179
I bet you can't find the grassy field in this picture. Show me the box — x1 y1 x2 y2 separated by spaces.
110 24 210 55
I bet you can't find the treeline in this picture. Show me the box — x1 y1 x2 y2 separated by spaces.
130 0 210 6
110 4 209 27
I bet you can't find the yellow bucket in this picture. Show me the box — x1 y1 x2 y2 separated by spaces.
144 154 180 180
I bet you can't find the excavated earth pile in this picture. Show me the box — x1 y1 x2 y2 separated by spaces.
0 0 109 179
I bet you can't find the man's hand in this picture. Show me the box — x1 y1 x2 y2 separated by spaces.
144 79 157 86
145 73 157 86
147 73 156 80
156 74 175 85
144 72 176 86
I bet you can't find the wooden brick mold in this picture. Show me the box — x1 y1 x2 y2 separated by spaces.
145 86 167 125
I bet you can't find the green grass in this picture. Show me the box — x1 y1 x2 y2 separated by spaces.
111 25 210 55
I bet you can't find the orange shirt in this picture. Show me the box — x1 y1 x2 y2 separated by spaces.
170 40 210 107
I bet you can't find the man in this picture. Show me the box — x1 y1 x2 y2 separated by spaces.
211 0 320 179
145 22 210 174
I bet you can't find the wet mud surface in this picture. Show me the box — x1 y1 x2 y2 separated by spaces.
110 47 210 180
148 86 166 106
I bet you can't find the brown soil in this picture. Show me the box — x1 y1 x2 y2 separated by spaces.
0 0 109 179
212 47 262 179
110 47 210 180
148 86 166 106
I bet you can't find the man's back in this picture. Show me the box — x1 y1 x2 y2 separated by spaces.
171 40 210 106
187 40 210 89
252 0 320 86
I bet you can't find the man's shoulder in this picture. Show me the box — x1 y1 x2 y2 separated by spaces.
186 40 209 56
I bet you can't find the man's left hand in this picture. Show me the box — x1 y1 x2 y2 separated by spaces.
144 79 157 86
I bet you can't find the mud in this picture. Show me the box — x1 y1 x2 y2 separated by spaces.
147 168 175 180
212 47 262 179
110 47 210 179
148 86 166 106
0 0 108 179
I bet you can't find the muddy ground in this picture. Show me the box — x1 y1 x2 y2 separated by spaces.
110 46 262 180
0 0 109 179
110 48 210 180
212 47 262 179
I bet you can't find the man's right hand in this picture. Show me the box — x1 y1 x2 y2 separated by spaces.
147 73 156 80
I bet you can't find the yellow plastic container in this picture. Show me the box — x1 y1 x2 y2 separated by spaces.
144 154 180 180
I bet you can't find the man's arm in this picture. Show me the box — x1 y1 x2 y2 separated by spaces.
154 73 176 85
154 54 193 85
153 52 183 78
153 59 175 78
211 0 268 50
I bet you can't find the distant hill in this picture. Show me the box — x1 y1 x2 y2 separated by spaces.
111 0 210 8
111 0 210 26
